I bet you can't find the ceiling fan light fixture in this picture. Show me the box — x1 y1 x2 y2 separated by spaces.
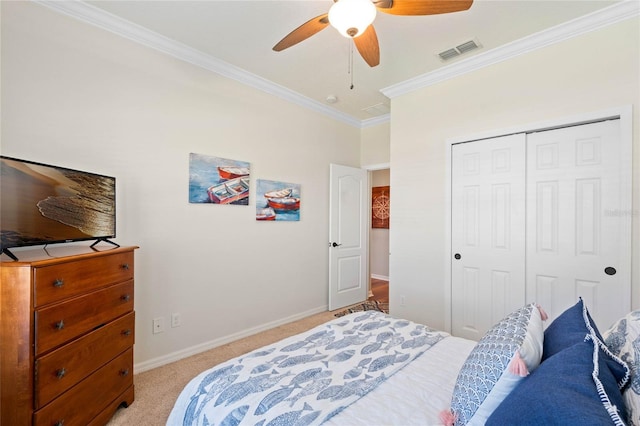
328 0 376 38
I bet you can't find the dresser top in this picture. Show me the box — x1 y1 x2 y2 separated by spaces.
1 245 138 266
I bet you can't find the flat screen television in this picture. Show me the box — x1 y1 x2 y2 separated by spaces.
0 156 117 260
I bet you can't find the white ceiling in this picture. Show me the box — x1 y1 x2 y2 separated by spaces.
69 0 622 123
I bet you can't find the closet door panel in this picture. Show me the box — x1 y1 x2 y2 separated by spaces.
526 120 628 328
451 134 526 340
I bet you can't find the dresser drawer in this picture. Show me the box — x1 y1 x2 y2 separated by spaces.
33 348 133 426
34 251 134 307
35 312 135 408
35 280 134 356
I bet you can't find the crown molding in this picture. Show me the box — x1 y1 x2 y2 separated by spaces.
382 0 639 98
361 113 391 128
33 0 364 128
33 1 637 128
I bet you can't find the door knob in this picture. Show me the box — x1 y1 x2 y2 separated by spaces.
332 242 342 247
454 253 461 260
604 267 617 276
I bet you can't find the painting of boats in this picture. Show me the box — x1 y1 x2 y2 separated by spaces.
256 207 276 221
218 166 250 180
189 153 250 205
207 177 249 204
267 197 300 211
256 179 301 221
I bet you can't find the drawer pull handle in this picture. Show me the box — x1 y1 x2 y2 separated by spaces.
55 320 65 330
121 294 131 302
56 368 67 379
53 279 64 288
120 369 130 377
122 329 132 337
121 263 130 270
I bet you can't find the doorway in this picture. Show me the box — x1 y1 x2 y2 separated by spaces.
369 168 390 303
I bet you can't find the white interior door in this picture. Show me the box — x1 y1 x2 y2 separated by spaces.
526 119 630 329
329 164 368 310
451 134 527 340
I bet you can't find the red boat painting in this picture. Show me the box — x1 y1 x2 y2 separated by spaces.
267 197 300 211
256 179 300 221
189 154 250 204
218 166 250 180
207 177 249 204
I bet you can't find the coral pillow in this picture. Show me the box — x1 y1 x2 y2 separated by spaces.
443 303 544 425
604 310 640 425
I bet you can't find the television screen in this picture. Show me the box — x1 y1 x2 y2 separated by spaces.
0 156 116 251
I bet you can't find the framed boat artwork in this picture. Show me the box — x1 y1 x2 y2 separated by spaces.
256 179 300 221
371 186 390 229
188 153 250 205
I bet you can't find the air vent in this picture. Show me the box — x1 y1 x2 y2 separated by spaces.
438 39 481 61
363 103 390 116
438 48 460 61
456 40 479 54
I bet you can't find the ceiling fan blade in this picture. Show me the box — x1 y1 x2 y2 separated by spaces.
374 0 473 16
272 13 330 51
353 25 380 67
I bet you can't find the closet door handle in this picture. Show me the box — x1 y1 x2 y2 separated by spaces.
454 253 461 260
604 267 617 276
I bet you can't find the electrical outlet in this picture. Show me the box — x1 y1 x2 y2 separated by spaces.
400 295 406 306
153 317 165 334
171 312 181 328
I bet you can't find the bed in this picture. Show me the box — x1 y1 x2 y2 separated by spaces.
167 302 639 426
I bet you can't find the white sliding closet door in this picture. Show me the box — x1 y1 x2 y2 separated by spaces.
451 118 630 339
526 120 629 329
451 134 527 341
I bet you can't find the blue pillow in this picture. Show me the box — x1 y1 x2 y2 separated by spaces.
486 338 627 425
487 299 629 425
542 299 604 361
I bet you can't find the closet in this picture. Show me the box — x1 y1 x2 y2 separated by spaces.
451 118 631 340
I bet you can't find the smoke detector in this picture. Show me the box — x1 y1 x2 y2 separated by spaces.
326 95 338 104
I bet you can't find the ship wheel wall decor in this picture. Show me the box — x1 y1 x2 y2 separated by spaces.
372 186 390 229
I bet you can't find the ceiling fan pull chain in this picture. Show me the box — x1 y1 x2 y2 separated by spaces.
349 40 355 90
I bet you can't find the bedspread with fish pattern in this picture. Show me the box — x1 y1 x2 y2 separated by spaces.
167 311 448 426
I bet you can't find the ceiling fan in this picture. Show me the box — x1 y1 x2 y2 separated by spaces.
273 0 473 67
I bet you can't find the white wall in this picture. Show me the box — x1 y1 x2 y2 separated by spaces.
389 18 640 331
361 121 390 167
1 2 361 368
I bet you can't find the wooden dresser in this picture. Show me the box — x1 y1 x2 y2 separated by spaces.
1 245 138 425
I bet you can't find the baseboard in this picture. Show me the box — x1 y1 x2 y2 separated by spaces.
134 304 328 373
371 274 389 281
